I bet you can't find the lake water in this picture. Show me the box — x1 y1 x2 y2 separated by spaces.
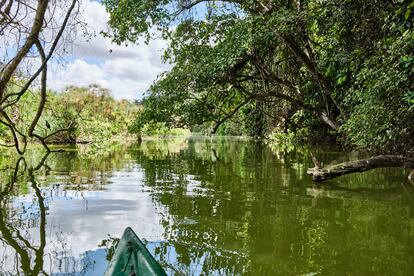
0 137 413 275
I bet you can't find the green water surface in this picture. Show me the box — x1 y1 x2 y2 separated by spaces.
0 137 413 275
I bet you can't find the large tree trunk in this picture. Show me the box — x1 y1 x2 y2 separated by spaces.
0 0 49 101
307 155 414 182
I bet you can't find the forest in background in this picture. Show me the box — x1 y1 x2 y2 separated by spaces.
0 84 138 145
0 83 192 149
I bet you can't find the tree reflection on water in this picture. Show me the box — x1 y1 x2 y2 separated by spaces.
0 138 413 275
0 155 48 275
131 138 414 275
0 152 106 275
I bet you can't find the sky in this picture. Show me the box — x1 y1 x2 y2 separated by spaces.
47 0 171 100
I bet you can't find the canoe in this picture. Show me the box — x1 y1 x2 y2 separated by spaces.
104 227 167 276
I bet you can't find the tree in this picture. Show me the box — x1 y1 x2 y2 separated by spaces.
103 0 344 130
103 0 414 154
0 0 81 153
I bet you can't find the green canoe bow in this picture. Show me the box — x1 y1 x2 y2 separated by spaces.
104 227 167 276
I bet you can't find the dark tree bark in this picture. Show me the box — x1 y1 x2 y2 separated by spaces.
307 155 414 182
0 0 49 100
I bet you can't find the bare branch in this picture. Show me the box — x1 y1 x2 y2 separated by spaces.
0 0 48 100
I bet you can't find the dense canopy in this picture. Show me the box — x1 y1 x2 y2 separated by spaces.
104 0 414 153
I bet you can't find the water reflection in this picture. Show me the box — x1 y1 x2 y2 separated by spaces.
0 138 413 275
0 150 118 275
131 137 414 275
0 157 46 275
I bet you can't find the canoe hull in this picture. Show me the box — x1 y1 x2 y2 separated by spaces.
104 227 167 276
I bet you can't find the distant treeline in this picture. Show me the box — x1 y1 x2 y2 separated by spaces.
0 84 140 145
0 83 192 147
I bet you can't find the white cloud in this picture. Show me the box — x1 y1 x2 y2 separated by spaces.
53 59 106 84
47 0 171 100
103 58 159 80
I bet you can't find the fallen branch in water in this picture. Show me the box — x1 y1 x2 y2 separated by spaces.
307 155 414 182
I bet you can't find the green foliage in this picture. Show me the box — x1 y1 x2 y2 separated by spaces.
102 0 173 43
104 0 414 153
0 84 140 147
45 85 140 145
267 131 296 145
132 121 190 137
404 91 414 110
141 122 169 136
341 26 414 151
240 101 266 137
168 127 191 136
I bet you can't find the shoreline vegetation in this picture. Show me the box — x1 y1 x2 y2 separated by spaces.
1 81 413 181
1 0 414 182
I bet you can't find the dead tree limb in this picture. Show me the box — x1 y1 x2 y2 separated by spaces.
307 155 414 182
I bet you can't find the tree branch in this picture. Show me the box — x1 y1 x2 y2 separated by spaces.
276 32 343 118
307 155 414 182
28 39 47 137
211 93 254 134
0 0 48 101
1 0 78 107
